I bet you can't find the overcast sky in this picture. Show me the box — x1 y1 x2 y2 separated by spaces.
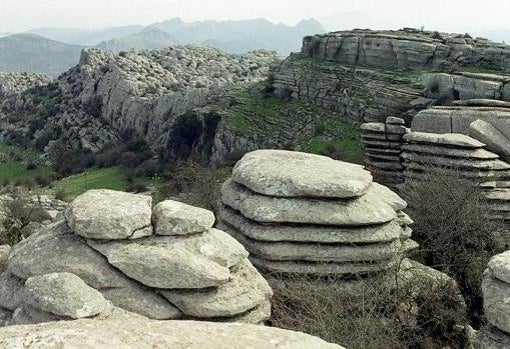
0 0 508 34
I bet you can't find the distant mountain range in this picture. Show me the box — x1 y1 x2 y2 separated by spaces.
0 34 84 76
0 18 325 76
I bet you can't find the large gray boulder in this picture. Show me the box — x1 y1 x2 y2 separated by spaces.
221 179 396 226
64 189 152 240
487 250 510 285
23 272 108 319
152 200 215 235
232 150 372 198
88 229 247 289
7 221 181 320
469 119 510 162
0 319 345 348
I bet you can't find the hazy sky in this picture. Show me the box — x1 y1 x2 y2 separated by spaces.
0 0 508 33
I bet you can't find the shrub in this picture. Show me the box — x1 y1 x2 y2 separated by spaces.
26 162 37 170
402 165 503 327
268 267 467 349
126 182 147 193
55 190 66 201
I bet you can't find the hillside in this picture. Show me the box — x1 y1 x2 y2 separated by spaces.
0 34 84 76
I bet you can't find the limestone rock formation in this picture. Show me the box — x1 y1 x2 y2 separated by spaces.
361 117 409 186
0 319 345 348
218 149 416 276
477 251 510 348
0 190 272 326
0 72 50 98
0 47 280 163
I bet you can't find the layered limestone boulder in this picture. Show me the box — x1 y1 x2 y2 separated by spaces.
0 319 346 349
217 149 417 276
477 251 510 348
361 117 409 186
0 189 272 326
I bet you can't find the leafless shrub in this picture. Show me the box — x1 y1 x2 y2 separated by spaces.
401 164 503 327
267 265 467 349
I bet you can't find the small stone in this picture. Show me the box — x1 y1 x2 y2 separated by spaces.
64 189 152 240
153 200 215 235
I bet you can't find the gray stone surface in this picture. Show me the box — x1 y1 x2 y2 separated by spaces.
0 319 345 348
217 204 402 244
221 179 396 226
88 229 248 289
476 326 510 349
483 271 510 334
232 149 372 198
0 245 10 273
488 251 510 285
161 259 272 318
469 119 510 162
10 304 62 326
0 272 24 311
401 152 510 170
65 189 152 240
152 200 215 235
23 272 108 319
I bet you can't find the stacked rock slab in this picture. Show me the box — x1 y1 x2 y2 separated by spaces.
0 189 272 326
361 117 409 186
217 150 416 277
476 251 510 348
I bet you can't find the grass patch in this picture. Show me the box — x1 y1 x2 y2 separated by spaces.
36 167 164 202
0 160 51 183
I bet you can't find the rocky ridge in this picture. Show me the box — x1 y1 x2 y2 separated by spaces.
0 72 50 98
217 149 417 276
0 46 280 159
0 189 272 326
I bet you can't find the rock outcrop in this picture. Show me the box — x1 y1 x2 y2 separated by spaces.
0 46 280 161
301 29 510 72
361 117 409 186
0 319 345 349
477 251 510 348
0 72 50 98
0 189 272 326
217 149 416 276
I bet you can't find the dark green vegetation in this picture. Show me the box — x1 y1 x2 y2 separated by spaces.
211 83 365 163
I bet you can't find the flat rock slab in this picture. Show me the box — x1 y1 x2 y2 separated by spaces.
6 221 181 320
403 132 485 148
402 144 499 159
401 152 510 170
488 251 510 284
221 179 397 226
65 189 152 240
361 123 408 134
232 149 372 198
152 200 215 235
220 222 402 263
88 229 248 289
371 182 407 210
23 272 108 319
483 271 510 334
469 119 510 162
217 204 402 244
0 319 345 349
214 300 271 325
250 256 397 276
386 117 405 125
161 259 272 318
